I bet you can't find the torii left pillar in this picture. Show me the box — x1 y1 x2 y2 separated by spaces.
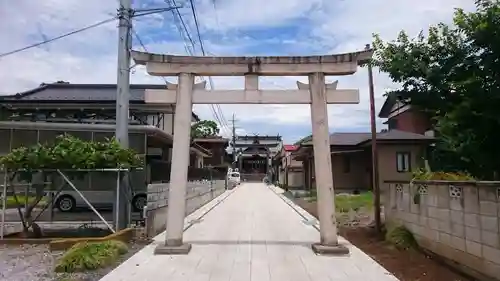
154 73 194 255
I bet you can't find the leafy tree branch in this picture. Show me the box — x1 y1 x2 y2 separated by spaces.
191 120 220 138
372 0 500 179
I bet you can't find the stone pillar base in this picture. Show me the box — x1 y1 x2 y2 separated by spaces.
311 242 349 256
154 243 192 255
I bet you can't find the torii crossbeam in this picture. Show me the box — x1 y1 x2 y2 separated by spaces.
131 49 374 256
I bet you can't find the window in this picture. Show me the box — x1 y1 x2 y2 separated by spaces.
342 155 351 173
396 152 411 172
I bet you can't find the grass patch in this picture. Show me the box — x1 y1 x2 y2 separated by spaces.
54 240 128 273
0 195 47 209
385 224 417 250
300 190 374 212
335 192 373 213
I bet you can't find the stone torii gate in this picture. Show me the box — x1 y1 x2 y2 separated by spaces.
131 50 373 255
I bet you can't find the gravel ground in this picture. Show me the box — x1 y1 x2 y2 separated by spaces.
0 241 147 281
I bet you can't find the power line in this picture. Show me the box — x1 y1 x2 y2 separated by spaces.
169 0 197 50
131 27 171 88
161 0 230 135
0 17 117 59
188 0 206 55
211 0 221 26
187 0 230 132
133 6 183 17
166 4 225 131
0 5 185 60
132 0 231 135
131 26 231 138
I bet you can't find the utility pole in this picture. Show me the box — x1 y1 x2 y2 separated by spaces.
115 0 132 231
229 113 238 167
366 43 382 235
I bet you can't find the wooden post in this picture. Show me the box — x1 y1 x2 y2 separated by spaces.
366 43 382 235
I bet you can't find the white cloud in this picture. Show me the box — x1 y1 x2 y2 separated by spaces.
0 0 476 141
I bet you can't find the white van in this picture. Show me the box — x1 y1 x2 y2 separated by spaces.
227 171 241 186
51 190 146 213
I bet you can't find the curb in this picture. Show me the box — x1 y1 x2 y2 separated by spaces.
183 187 237 232
268 185 321 231
151 186 238 242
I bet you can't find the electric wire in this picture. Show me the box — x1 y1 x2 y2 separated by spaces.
161 0 230 135
169 0 197 50
156 8 227 131
131 28 169 87
0 5 183 59
0 17 117 59
1 3 232 134
131 26 232 136
187 0 230 132
132 6 183 18
188 0 206 55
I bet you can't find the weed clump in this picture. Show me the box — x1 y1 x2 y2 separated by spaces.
385 224 418 250
54 240 128 273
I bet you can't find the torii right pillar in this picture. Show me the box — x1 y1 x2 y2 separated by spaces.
308 72 348 255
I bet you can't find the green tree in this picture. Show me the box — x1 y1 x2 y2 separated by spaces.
372 0 500 179
191 120 220 138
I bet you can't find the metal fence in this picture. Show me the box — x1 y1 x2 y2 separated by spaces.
0 169 138 238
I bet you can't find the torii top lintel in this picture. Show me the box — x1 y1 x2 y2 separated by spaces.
131 49 373 77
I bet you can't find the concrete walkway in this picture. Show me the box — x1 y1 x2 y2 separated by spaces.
100 183 399 281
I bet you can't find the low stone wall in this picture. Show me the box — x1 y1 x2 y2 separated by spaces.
145 180 226 237
384 180 500 280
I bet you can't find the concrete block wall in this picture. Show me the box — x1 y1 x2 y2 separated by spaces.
385 181 500 280
145 180 226 237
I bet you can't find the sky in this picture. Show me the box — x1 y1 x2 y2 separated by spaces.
0 0 475 144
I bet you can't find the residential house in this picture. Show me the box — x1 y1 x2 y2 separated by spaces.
291 92 436 193
192 136 231 173
292 130 433 193
378 93 434 136
0 82 211 173
275 145 303 189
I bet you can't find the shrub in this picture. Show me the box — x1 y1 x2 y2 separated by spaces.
412 169 475 181
385 224 417 250
54 240 128 273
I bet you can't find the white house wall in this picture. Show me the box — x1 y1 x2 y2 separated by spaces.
163 114 174 135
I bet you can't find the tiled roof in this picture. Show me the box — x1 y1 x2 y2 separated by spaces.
283 145 298 151
0 82 167 102
298 130 433 146
193 137 229 143
378 92 411 118
0 82 200 120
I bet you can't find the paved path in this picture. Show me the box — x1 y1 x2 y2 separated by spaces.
100 183 398 281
